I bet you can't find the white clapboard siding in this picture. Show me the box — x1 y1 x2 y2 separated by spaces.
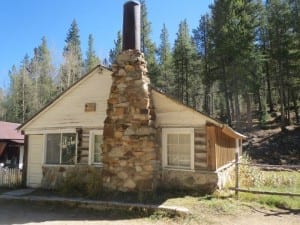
27 135 44 187
23 68 112 131
151 90 218 127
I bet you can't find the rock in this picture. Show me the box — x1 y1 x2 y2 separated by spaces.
114 131 123 139
108 147 124 158
120 160 127 167
135 165 142 172
118 171 128 180
123 179 136 189
117 69 126 76
125 65 135 72
124 127 136 136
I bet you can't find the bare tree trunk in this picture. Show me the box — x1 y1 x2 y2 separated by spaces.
291 90 299 124
245 93 252 129
234 90 241 129
257 89 262 113
22 72 25 123
278 63 286 131
204 87 211 115
230 93 235 125
265 61 274 112
222 64 232 126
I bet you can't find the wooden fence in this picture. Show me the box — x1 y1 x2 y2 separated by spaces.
230 155 300 198
0 168 22 187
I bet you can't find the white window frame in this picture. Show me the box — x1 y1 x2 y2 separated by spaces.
162 128 194 170
44 129 77 165
89 130 103 166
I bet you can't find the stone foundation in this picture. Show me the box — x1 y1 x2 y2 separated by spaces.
160 163 236 193
40 164 234 193
102 50 159 192
41 165 102 189
161 169 218 193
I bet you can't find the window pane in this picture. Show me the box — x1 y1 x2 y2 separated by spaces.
167 134 178 144
167 133 191 168
167 145 179 166
46 134 60 164
61 133 76 164
179 134 190 144
93 135 102 163
178 144 190 167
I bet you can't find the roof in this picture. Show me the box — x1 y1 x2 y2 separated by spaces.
18 64 246 140
0 121 24 142
151 87 246 140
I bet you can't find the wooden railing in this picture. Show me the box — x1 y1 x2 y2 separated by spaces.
0 168 22 187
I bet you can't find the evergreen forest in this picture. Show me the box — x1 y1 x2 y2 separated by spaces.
0 0 299 132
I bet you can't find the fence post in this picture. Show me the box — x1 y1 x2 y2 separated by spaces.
235 139 239 199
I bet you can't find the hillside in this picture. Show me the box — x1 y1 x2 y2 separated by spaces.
243 119 300 165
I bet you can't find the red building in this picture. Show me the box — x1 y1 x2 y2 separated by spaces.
0 121 24 169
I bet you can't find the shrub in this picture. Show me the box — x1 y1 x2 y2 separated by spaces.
238 155 296 188
60 166 102 198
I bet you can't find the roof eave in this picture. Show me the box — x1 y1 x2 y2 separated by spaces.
221 125 247 140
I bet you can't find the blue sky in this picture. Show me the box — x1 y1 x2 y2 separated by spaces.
0 0 212 90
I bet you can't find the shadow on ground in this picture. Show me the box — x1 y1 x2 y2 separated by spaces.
0 199 152 224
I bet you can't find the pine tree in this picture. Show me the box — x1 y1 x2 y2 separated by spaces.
173 20 201 107
288 0 300 123
266 0 294 128
193 14 215 115
5 66 20 122
157 24 173 93
209 0 262 126
30 37 55 112
109 31 122 65
59 19 83 91
140 0 158 84
85 34 101 72
6 56 34 123
0 88 6 120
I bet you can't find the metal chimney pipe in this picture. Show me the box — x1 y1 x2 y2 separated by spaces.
122 1 141 51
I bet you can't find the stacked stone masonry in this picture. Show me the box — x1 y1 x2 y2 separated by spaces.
102 50 159 192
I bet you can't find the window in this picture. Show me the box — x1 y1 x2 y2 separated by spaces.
45 133 76 165
89 130 103 165
162 128 194 170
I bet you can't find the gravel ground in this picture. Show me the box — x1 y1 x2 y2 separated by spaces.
0 199 299 225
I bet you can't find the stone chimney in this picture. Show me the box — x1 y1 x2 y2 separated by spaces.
102 1 159 192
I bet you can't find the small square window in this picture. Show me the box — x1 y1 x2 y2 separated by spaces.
45 133 76 165
162 128 194 170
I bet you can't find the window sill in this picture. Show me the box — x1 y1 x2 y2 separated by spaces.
163 166 195 172
90 163 103 167
43 164 75 167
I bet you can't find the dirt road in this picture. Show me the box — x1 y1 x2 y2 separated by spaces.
0 199 299 225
